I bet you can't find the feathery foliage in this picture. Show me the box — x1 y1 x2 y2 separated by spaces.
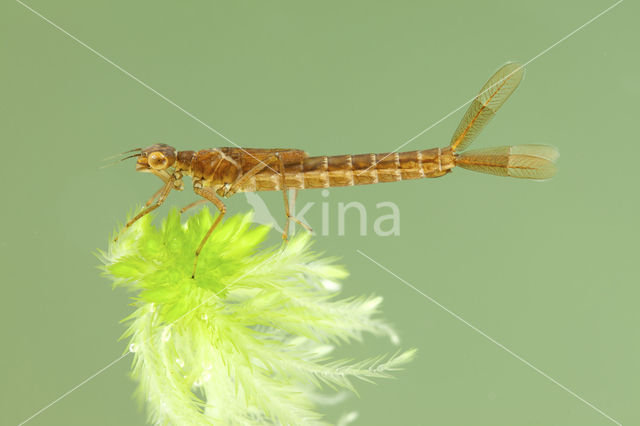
100 208 415 425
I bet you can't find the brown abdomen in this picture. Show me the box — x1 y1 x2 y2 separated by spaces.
248 147 454 192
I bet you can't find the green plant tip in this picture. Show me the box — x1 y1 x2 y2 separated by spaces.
99 208 415 426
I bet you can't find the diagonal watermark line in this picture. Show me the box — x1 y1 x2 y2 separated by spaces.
15 0 280 176
17 253 276 425
357 0 623 177
17 352 130 426
356 249 622 426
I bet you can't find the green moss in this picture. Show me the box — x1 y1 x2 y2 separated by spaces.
100 208 415 426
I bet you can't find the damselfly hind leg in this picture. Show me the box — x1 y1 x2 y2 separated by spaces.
270 153 311 241
191 184 226 279
218 152 312 240
282 188 312 241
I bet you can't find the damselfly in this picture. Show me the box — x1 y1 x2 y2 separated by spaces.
114 63 558 277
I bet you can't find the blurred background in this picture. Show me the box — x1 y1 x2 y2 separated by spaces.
1 0 637 425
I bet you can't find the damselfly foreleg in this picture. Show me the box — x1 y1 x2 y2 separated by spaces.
145 169 175 206
145 186 165 207
115 175 175 242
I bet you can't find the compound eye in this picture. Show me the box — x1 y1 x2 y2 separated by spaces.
148 151 168 169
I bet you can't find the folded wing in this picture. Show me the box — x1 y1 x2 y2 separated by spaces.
456 144 559 179
450 63 524 153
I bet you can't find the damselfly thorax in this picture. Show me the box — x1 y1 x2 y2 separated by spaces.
114 63 559 278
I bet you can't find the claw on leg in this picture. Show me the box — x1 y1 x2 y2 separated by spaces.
180 199 207 214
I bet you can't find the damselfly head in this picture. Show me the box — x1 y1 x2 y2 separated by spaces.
136 144 177 172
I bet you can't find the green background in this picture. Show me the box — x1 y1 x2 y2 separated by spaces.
1 1 637 425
